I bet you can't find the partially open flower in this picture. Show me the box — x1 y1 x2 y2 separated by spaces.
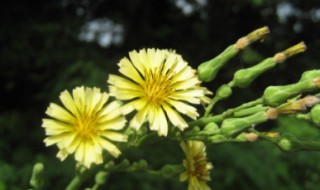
108 48 211 136
42 86 127 168
180 141 213 190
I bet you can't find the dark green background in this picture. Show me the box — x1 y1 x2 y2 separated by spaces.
1 0 320 189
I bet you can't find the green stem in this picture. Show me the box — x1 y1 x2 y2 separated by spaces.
189 115 223 127
230 98 263 113
298 140 320 151
66 166 100 190
192 98 263 127
204 97 219 117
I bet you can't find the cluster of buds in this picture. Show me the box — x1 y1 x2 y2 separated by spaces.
186 26 320 152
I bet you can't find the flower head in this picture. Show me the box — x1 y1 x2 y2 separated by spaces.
108 48 211 136
42 86 127 168
180 140 213 190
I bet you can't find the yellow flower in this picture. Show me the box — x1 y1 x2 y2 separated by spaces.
180 141 213 190
108 48 211 136
42 86 127 168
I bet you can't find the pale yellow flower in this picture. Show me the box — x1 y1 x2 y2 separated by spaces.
42 86 127 168
180 141 213 190
108 48 211 136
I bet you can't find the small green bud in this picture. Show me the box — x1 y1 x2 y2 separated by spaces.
137 160 148 168
277 135 320 151
216 85 232 99
278 137 292 151
263 77 320 106
221 111 268 137
203 122 219 133
234 132 248 142
232 58 276 88
310 104 320 126
104 161 115 169
300 70 320 81
200 122 220 136
198 45 239 82
30 162 44 189
95 171 108 185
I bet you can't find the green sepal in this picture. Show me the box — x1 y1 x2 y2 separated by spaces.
198 45 239 82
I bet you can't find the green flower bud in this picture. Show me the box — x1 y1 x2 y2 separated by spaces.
221 111 268 137
216 85 232 99
310 104 320 126
234 132 248 142
30 162 44 189
208 134 228 143
277 135 320 151
299 70 320 81
204 122 219 133
198 45 239 82
95 171 108 185
263 77 320 106
232 58 276 88
278 137 293 151
200 122 220 136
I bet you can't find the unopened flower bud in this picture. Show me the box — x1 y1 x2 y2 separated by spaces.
263 77 320 106
198 45 239 82
278 137 292 151
232 58 276 88
30 162 44 189
221 111 268 137
208 134 228 143
216 85 232 99
95 171 108 185
300 70 320 81
203 122 220 134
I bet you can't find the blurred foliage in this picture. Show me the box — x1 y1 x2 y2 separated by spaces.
1 0 320 189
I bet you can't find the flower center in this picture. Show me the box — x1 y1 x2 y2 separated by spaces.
193 154 210 180
143 69 173 105
75 114 98 139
